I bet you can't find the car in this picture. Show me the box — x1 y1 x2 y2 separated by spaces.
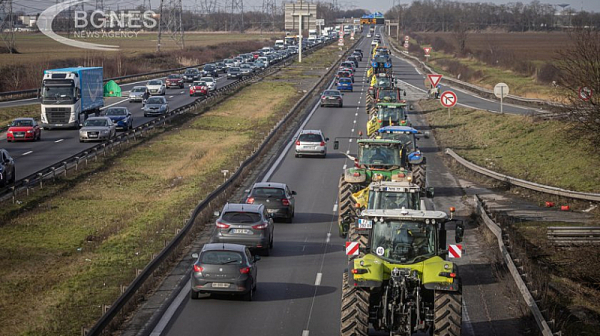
347 56 359 68
224 59 236 68
6 118 41 142
367 33 372 37
201 64 219 78
165 74 184 89
352 51 363 61
128 86 148 102
200 77 216 91
227 67 242 79
371 40 378 46
340 61 356 72
79 117 116 142
210 203 274 256
320 90 344 107
295 129 328 158
254 60 268 69
183 68 201 82
239 64 253 76
0 148 15 186
189 81 208 97
354 49 363 57
190 243 260 301
257 56 269 65
337 77 353 92
143 96 169 117
337 70 354 83
146 80 166 95
214 61 226 73
103 107 133 130
245 182 296 223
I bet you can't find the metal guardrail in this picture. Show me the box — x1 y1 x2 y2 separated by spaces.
547 226 600 245
79 38 355 336
446 148 600 202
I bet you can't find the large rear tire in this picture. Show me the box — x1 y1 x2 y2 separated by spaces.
413 164 426 189
338 175 355 238
341 272 370 336
433 291 462 336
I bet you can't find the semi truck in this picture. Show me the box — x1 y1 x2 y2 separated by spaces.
40 67 104 129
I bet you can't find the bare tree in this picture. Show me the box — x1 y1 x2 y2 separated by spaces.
452 19 469 56
556 29 600 146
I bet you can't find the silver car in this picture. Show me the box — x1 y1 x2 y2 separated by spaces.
79 117 116 142
295 130 328 158
128 86 148 102
143 96 169 117
200 77 216 92
146 80 166 96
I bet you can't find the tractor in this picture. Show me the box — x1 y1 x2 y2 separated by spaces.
367 87 406 114
341 209 465 336
367 73 395 105
366 102 409 137
371 55 393 75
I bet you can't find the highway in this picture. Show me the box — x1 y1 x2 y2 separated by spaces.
155 32 527 336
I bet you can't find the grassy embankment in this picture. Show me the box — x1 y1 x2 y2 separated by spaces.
0 41 346 336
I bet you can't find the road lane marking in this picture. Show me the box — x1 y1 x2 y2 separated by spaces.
55 139 64 143
333 203 338 212
351 128 354 132
302 330 309 336
326 232 331 243
22 151 32 156
349 139 352 143
314 273 322 286
150 279 191 336
346 150 349 154
342 164 347 169
100 98 129 110
353 120 356 123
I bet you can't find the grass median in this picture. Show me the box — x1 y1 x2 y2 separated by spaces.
0 41 347 336
420 99 600 193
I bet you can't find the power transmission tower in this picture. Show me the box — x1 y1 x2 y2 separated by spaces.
229 0 243 32
261 0 276 31
143 0 151 10
95 0 104 10
200 0 217 14
157 0 185 51
0 0 15 53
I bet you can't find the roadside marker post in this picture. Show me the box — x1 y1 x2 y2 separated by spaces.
494 83 509 114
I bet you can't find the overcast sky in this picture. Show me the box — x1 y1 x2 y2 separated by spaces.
14 0 600 16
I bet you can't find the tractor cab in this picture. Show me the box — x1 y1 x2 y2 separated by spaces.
367 103 409 137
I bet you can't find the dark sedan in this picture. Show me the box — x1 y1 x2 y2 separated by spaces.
320 89 344 107
183 68 201 82
190 243 260 301
227 67 242 79
201 64 219 77
245 182 296 223
0 148 15 186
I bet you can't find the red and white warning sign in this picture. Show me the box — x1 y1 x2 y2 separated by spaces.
427 74 443 87
440 91 457 108
448 244 462 258
346 242 359 256
578 86 593 101
423 47 431 56
404 42 409 49
404 35 410 41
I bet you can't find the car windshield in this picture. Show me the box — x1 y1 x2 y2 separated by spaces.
342 62 353 68
200 251 243 265
146 97 164 104
299 133 323 142
376 78 392 87
251 187 285 198
225 59 233 63
105 108 127 116
324 90 341 96
185 69 197 74
368 190 420 210
358 144 402 166
132 87 146 92
42 85 74 101
222 212 262 223
377 108 404 122
167 75 180 79
193 81 207 86
11 119 33 127
201 78 214 82
338 72 350 77
229 68 240 72
379 90 397 100
148 81 161 85
339 78 352 83
84 119 108 127
371 220 436 264
204 65 214 70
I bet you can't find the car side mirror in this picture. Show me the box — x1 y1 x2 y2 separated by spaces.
455 222 465 243
333 140 339 150
254 255 261 262
291 191 297 195
325 137 329 142
192 253 199 259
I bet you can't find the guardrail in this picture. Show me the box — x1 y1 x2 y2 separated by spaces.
446 148 600 202
76 37 355 336
384 35 561 114
547 226 600 245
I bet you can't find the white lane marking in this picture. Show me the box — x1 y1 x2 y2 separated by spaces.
351 128 354 132
463 300 476 336
150 279 191 336
22 151 33 156
314 273 322 286
302 330 310 336
180 91 184 94
353 120 356 123
169 96 174 99
333 203 338 212
100 98 129 110
349 139 352 143
355 112 358 116
326 232 331 243
55 139 64 143
342 164 347 169
346 150 350 154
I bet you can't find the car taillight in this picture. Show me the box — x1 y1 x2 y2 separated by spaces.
240 267 251 274
193 265 203 272
282 199 290 206
216 221 230 228
320 141 325 146
252 223 268 230
246 197 255 204
295 140 300 146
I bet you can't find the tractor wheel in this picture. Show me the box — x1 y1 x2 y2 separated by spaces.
433 291 462 336
413 164 426 189
338 175 355 238
347 226 368 262
341 272 370 336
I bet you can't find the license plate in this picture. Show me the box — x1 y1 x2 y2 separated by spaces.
232 229 250 234
304 146 316 149
15 134 24 137
358 219 373 229
212 283 230 288
88 134 98 138
267 209 277 213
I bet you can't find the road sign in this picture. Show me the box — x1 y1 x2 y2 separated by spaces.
448 244 462 258
579 86 593 101
423 47 431 57
338 37 344 46
346 242 359 256
404 42 409 48
427 74 442 88
440 91 457 108
494 83 509 99
404 35 409 41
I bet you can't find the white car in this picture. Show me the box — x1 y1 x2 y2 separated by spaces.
146 80 166 96
367 33 372 38
224 59 236 68
200 77 216 91
371 40 378 46
295 130 328 158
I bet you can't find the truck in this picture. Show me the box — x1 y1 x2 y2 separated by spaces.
308 29 317 38
284 36 297 46
40 67 104 129
274 39 285 50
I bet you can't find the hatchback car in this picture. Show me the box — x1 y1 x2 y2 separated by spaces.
146 80 166 95
227 67 242 79
165 74 184 89
340 61 356 72
200 77 216 91
347 56 359 68
211 203 274 255
6 118 41 142
201 64 219 78
245 182 296 223
143 96 169 117
79 117 116 142
189 81 208 97
0 148 15 186
337 77 353 92
295 130 328 158
183 68 201 82
240 64 253 76
190 243 259 301
128 86 148 102
103 107 133 130
320 90 344 107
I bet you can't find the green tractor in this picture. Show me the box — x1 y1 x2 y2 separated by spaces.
341 209 465 336
366 102 410 137
334 138 419 237
367 87 406 114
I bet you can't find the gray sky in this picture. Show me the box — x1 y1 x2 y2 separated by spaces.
14 0 600 16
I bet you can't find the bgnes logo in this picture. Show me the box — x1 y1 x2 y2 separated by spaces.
37 0 158 51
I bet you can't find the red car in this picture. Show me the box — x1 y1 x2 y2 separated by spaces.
6 118 41 142
189 81 208 97
166 74 184 88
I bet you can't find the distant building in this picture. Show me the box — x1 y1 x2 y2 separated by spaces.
18 15 37 27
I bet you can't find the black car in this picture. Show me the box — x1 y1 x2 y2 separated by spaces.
0 149 16 186
347 56 359 68
214 61 226 73
245 182 296 223
201 64 219 78
352 51 363 61
354 49 363 57
321 89 344 107
183 68 201 82
227 67 242 79
190 243 260 301
211 203 274 255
